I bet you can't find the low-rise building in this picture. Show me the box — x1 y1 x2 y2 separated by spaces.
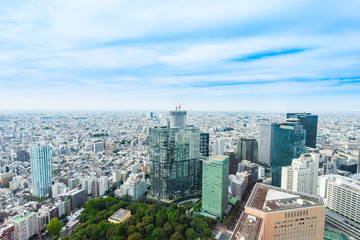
108 209 131 224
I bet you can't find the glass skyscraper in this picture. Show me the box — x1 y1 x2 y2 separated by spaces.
287 113 318 148
30 143 52 197
271 121 306 187
200 133 210 157
149 126 201 200
202 155 229 217
237 138 258 163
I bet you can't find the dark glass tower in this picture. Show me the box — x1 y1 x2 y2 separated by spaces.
271 122 306 187
287 113 318 148
200 133 210 157
149 126 201 200
237 138 258 163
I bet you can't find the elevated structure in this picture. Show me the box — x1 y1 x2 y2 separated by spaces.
30 143 52 197
287 113 318 148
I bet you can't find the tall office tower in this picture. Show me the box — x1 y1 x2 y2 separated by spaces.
225 151 238 175
200 133 210 157
237 138 258 163
149 126 201 200
259 123 274 166
281 153 319 195
272 122 306 187
212 138 224 155
202 155 229 217
169 110 187 128
30 143 52 198
358 147 360 173
238 160 259 185
231 183 325 240
318 175 360 239
287 113 318 148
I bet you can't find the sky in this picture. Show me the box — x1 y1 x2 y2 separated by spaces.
0 0 360 112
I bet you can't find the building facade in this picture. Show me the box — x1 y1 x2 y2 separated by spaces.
232 183 325 240
169 110 186 128
200 133 210 157
10 212 38 240
272 122 306 187
149 126 201 200
202 155 229 217
259 123 274 166
281 153 319 195
237 138 258 163
287 113 318 148
30 143 52 198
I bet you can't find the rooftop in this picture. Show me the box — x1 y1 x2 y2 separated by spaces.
231 212 263 240
108 208 131 222
12 212 36 223
246 183 323 212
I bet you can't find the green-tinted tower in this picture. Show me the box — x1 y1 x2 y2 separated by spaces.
271 121 306 187
202 155 229 217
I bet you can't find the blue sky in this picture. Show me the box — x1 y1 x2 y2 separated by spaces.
0 0 360 111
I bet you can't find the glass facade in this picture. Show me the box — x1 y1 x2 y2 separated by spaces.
237 138 258 163
287 113 318 148
202 155 229 217
200 133 210 157
149 127 201 200
30 143 52 197
271 122 306 187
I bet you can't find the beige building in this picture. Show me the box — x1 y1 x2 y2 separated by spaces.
232 183 325 240
108 209 131 224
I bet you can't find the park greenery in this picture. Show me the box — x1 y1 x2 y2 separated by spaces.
62 197 216 240
47 218 62 237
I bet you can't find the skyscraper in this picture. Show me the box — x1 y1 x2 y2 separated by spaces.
287 113 318 148
149 126 201 200
30 143 52 198
212 138 224 155
200 133 210 157
169 110 187 128
272 122 306 187
357 147 360 173
237 138 258 163
202 155 229 217
259 123 274 166
281 153 319 195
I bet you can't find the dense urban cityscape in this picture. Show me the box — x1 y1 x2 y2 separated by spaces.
0 110 359 239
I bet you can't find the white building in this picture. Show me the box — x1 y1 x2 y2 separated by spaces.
318 174 360 239
112 170 121 184
229 174 245 199
10 212 38 240
93 141 104 153
98 176 109 196
281 153 319 195
127 179 147 200
212 138 224 156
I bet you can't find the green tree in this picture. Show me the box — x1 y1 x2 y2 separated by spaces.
144 224 155 235
151 227 166 240
126 225 137 236
170 232 184 240
163 222 173 236
47 218 62 236
127 232 142 240
185 228 197 240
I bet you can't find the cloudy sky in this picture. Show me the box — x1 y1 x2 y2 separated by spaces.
1 0 360 111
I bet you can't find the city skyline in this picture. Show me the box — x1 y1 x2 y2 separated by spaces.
1 1 360 111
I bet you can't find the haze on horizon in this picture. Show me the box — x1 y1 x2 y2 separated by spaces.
1 0 360 112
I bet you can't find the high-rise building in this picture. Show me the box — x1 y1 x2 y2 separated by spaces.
149 126 201 200
30 143 52 198
281 153 319 195
259 123 274 166
212 138 224 156
10 212 38 240
98 176 109 197
202 155 229 217
318 174 360 239
357 147 360 173
287 113 318 148
200 133 210 157
231 183 325 240
169 110 186 128
16 150 30 162
225 151 237 175
272 122 306 187
0 224 14 240
237 138 258 163
127 179 147 200
238 160 259 185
